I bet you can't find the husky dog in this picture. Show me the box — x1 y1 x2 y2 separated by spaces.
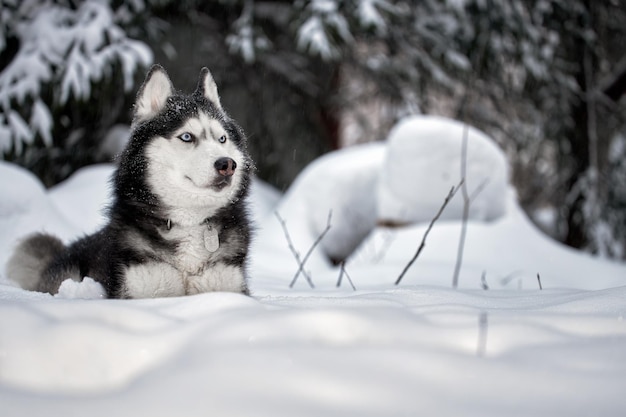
6 65 254 298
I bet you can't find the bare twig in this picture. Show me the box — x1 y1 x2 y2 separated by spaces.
451 125 491 289
291 210 332 288
336 261 357 291
470 178 490 203
452 125 471 288
275 211 314 289
395 180 464 285
481 271 489 290
275 210 333 289
536 273 543 290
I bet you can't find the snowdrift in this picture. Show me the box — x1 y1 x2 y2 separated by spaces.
1 116 625 417
378 115 508 224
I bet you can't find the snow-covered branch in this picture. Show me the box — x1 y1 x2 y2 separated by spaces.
0 1 151 155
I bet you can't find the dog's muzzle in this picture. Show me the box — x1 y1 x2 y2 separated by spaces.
212 157 237 190
214 157 237 178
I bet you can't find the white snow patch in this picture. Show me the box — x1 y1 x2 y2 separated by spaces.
1 115 626 417
55 277 106 299
251 142 385 283
378 115 509 224
0 161 79 277
248 178 282 225
48 164 114 235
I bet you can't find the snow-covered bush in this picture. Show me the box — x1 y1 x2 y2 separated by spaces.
0 0 152 183
270 142 385 264
260 116 509 267
378 116 509 225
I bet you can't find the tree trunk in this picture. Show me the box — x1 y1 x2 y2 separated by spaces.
564 3 594 250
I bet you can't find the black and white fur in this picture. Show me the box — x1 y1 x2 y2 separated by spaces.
6 65 254 298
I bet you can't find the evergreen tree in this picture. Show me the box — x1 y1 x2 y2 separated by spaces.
1 0 624 258
0 0 151 185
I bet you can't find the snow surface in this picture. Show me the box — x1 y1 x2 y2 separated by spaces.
378 115 508 224
260 142 385 264
1 116 626 416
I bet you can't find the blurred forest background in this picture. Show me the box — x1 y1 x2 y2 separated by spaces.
1 0 625 259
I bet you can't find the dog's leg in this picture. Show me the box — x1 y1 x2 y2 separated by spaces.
186 263 248 295
121 262 184 299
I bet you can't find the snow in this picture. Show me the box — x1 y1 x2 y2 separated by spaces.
259 142 385 264
297 0 353 60
47 164 115 235
55 277 106 300
1 116 626 416
0 1 151 155
378 115 508 224
356 0 390 34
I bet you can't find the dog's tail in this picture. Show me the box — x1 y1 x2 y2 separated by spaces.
6 233 66 291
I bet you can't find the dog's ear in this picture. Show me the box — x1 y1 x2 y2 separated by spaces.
196 67 223 111
133 64 173 123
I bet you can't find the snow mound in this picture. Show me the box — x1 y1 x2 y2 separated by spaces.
48 164 114 235
1 286 626 416
254 116 509 269
55 277 106 299
0 162 79 277
252 143 385 271
2 130 626 416
247 178 282 225
0 161 47 217
350 189 626 290
378 115 509 224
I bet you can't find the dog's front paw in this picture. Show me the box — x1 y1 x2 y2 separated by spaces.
121 262 185 299
186 263 248 295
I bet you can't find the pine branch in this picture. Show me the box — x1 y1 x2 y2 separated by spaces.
394 180 464 285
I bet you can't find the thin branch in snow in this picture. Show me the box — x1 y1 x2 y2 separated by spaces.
395 179 464 286
536 273 543 290
470 178 490 203
336 261 357 291
289 210 332 288
452 124 471 288
275 211 315 289
452 124 489 289
481 271 489 290
275 210 333 289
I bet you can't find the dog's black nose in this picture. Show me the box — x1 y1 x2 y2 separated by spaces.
214 157 237 177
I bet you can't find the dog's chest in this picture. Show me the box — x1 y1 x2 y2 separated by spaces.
162 223 220 273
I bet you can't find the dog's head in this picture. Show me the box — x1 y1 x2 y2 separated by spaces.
120 65 252 224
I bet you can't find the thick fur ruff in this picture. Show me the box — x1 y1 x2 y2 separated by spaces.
6 65 254 299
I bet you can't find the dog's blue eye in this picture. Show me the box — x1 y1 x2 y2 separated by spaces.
218 135 227 144
179 132 193 143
